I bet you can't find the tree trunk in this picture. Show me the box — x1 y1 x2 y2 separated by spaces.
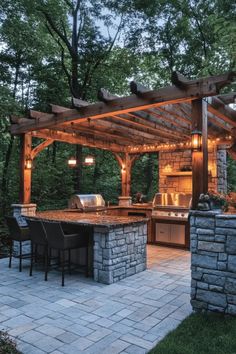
52 141 57 163
74 145 82 192
1 55 21 213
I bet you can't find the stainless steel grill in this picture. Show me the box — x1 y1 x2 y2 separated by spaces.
68 194 106 212
152 193 192 221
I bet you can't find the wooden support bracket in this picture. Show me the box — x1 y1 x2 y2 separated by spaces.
31 139 54 160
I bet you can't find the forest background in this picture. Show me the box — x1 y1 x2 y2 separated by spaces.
0 0 235 230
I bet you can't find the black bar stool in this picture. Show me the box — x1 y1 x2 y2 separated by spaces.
25 218 48 280
5 216 31 272
43 221 89 286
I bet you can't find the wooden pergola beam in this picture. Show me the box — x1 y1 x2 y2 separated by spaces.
11 72 235 135
125 136 232 154
105 115 182 141
217 93 236 105
30 129 125 152
127 111 188 140
31 139 54 160
144 108 190 135
207 97 236 127
78 115 180 142
57 123 154 145
172 71 235 91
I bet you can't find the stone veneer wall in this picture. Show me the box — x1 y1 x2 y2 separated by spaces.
12 204 37 256
159 146 227 194
190 211 236 314
93 222 147 284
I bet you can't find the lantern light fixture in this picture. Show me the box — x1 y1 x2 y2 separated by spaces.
25 158 33 170
84 155 95 166
68 156 77 168
191 130 202 151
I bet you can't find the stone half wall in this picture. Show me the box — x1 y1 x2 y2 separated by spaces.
159 147 227 194
190 211 236 315
93 223 147 284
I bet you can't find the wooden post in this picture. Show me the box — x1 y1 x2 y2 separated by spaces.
114 153 134 196
191 99 208 209
19 134 32 204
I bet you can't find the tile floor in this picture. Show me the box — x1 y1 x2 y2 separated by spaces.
0 245 191 354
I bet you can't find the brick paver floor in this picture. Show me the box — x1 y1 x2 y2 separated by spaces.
0 245 191 354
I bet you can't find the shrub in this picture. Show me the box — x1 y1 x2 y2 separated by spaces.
0 331 20 354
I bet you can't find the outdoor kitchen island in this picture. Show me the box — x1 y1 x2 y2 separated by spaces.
33 210 148 285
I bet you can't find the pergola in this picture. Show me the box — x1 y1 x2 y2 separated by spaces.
10 71 236 209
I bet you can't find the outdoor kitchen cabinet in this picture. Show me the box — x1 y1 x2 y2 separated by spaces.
154 220 189 248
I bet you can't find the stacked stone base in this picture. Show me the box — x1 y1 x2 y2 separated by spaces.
11 203 37 256
93 223 147 284
191 211 236 315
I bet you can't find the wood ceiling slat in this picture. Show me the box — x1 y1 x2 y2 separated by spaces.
30 129 125 152
59 124 158 145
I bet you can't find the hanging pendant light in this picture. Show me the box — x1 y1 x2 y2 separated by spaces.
84 155 95 166
67 156 77 168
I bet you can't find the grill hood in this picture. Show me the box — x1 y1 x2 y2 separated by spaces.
68 194 105 211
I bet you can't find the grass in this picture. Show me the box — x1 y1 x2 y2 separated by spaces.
149 313 236 354
0 331 20 354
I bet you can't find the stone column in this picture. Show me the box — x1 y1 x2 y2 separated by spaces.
11 203 37 255
93 222 147 284
217 149 227 193
190 210 236 315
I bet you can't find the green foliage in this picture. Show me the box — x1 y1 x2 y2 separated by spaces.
150 313 236 354
0 331 20 354
0 0 235 218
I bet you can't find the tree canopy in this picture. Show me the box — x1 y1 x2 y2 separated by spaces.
0 0 235 216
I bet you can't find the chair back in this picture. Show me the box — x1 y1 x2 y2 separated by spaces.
43 221 65 249
5 216 22 241
26 218 47 245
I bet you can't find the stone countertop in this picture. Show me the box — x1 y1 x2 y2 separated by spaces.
31 210 148 228
109 204 153 210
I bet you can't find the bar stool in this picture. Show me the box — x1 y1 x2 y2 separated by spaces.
25 218 48 280
5 216 31 272
43 221 89 286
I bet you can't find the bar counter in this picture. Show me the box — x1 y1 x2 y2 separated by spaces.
34 210 148 227
31 210 148 284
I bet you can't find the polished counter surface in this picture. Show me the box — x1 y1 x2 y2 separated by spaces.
32 210 148 227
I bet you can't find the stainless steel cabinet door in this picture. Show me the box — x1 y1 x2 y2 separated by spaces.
170 224 185 245
156 223 170 242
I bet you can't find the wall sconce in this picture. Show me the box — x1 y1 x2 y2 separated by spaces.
121 165 126 173
25 158 32 169
164 164 172 173
191 130 202 151
84 155 95 166
67 156 77 168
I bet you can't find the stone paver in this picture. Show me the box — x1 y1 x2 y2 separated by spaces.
0 245 191 353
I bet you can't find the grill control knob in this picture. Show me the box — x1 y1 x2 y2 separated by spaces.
168 212 171 216
175 213 178 216
181 213 185 217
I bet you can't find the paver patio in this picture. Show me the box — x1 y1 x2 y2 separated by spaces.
0 245 191 354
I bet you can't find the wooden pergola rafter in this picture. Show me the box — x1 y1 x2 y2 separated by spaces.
10 71 236 207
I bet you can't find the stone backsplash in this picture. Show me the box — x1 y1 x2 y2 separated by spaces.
190 211 236 315
159 146 227 194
